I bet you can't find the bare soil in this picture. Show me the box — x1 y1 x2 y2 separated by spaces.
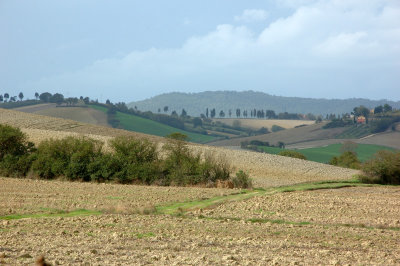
209 122 347 146
1 108 398 265
191 186 400 228
34 107 109 127
212 118 314 130
1 178 400 265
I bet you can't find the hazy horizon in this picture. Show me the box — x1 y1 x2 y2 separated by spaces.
1 0 399 103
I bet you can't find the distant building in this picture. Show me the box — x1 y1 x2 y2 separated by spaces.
357 116 366 124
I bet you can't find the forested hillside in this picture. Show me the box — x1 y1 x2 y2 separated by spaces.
129 91 400 116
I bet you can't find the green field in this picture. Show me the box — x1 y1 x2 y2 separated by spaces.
259 144 396 164
89 105 217 143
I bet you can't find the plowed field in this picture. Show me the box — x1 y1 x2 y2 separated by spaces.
1 108 398 265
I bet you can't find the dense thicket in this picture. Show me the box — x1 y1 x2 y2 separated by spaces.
360 150 400 185
329 151 361 169
0 125 250 188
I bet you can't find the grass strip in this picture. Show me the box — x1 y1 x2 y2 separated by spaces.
156 190 264 215
0 209 101 220
156 180 371 215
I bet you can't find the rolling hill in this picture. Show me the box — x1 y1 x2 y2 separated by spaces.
129 90 400 117
13 103 217 143
0 107 358 188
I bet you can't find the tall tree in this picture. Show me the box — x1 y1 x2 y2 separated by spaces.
353 105 370 124
374 105 383 114
206 108 209 118
39 92 52 102
4 93 9 102
383 104 392 113
219 110 225 118
228 109 232 118
50 93 64 105
163 106 168 113
35 92 39 100
18 92 24 101
210 108 216 118
181 108 187 117
236 108 241 118
0 95 3 102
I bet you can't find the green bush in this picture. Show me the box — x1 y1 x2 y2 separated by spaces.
278 150 307 160
271 125 285 132
110 136 160 184
231 170 252 189
0 124 36 176
329 151 361 169
32 137 103 180
360 150 400 184
0 125 241 188
0 124 35 160
163 134 230 186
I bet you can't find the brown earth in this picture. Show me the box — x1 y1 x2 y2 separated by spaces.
212 118 314 130
209 122 347 147
1 108 398 265
34 107 109 127
1 178 400 265
190 186 400 228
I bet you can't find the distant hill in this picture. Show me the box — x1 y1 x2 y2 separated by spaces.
128 91 400 116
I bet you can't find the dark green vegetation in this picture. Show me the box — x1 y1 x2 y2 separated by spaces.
90 105 216 143
0 124 249 188
361 150 400 185
245 142 396 164
90 103 272 142
278 150 307 160
335 125 371 139
329 151 361 169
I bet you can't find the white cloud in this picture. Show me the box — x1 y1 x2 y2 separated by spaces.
314 32 368 56
234 9 268 23
28 1 400 101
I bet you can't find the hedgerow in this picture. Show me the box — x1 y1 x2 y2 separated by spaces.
0 124 248 188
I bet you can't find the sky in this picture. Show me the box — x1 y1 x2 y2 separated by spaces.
1 0 399 103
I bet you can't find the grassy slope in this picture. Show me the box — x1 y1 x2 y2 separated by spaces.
259 143 396 163
90 105 216 143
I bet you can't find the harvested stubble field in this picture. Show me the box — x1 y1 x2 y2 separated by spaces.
1 108 398 264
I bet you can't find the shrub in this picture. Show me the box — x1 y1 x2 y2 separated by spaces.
278 150 307 160
370 117 400 133
110 136 160 184
329 151 361 169
0 124 36 176
163 134 231 186
231 170 252 189
32 137 103 180
0 124 35 160
360 150 400 184
271 125 285 132
250 140 269 146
